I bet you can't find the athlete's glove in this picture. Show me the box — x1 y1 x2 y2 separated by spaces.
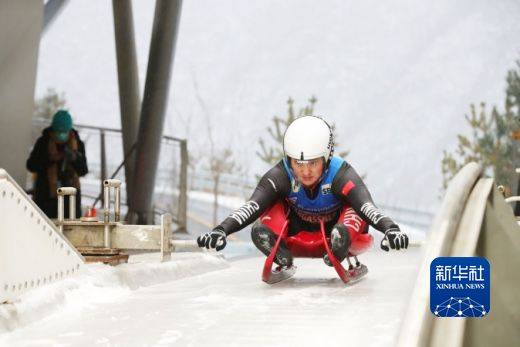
380 227 409 251
197 227 227 251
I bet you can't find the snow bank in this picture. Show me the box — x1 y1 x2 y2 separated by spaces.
0 253 228 333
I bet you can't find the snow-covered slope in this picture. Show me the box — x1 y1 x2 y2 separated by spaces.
35 0 520 211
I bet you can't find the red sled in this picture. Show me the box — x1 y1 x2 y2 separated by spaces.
262 219 372 284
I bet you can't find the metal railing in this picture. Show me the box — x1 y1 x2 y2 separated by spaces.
32 118 188 230
32 117 433 231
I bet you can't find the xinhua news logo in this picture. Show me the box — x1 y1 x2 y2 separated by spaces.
430 257 490 318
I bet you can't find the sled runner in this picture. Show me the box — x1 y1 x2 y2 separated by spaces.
261 219 369 284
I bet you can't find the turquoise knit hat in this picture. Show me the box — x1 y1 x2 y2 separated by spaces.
51 110 73 142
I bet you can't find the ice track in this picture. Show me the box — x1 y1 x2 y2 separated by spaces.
0 248 422 347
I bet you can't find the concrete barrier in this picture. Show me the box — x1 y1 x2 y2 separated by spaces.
396 163 482 346
396 163 520 346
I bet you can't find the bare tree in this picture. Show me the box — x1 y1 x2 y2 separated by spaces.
257 97 351 180
192 74 239 225
171 104 198 190
257 97 312 166
209 149 236 225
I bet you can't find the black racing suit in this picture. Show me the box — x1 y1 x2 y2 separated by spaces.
217 160 399 236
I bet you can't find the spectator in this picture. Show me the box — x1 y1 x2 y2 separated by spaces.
27 110 88 218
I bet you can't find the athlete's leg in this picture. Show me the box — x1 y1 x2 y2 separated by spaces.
339 206 373 256
251 200 293 266
256 200 288 235
323 223 351 266
323 206 373 266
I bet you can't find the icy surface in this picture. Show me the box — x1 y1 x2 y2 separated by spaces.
0 248 422 346
0 253 228 333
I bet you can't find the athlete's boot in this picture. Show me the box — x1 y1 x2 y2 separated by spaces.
323 224 351 267
251 224 293 267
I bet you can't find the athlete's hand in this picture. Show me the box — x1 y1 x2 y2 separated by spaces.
380 227 408 251
197 227 227 251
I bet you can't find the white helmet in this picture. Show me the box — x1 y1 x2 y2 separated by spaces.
283 116 334 163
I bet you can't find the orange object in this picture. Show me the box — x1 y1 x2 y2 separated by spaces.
85 207 97 217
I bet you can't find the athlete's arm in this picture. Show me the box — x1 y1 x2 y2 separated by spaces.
217 161 290 235
331 162 398 234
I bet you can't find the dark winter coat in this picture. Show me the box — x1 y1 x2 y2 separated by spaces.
26 127 88 218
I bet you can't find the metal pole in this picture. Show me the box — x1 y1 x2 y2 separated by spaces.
69 194 76 220
161 213 172 262
102 180 121 248
104 184 111 248
100 130 107 207
90 142 138 209
511 131 520 215
43 0 69 34
112 0 140 217
131 0 183 224
57 195 64 233
515 168 520 216
57 187 76 230
115 185 121 222
177 139 188 232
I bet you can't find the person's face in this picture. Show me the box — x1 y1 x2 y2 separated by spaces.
53 131 70 144
290 157 324 187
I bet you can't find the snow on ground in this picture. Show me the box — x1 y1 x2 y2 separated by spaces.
0 253 228 334
0 247 422 346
